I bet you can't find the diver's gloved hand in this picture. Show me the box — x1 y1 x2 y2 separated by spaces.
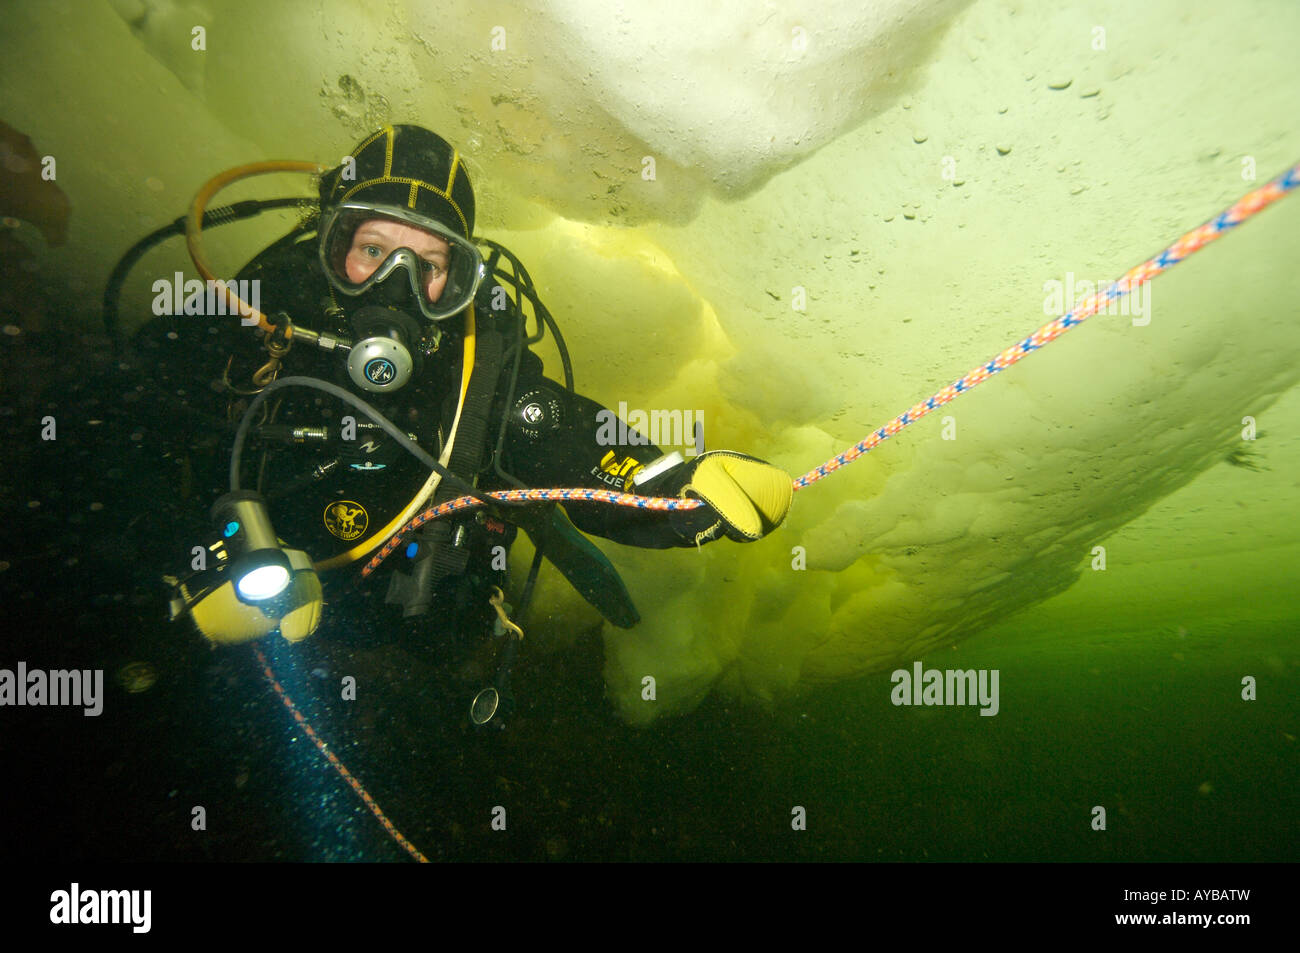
674 451 793 543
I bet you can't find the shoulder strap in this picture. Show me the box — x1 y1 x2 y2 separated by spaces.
384 313 504 616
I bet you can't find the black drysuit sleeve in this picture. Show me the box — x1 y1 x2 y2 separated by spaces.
491 350 720 549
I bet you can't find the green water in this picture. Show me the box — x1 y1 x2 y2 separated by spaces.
1 0 1297 864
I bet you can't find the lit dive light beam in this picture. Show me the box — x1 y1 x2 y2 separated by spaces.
257 637 368 861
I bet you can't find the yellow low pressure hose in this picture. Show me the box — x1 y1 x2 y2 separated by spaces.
312 315 476 572
184 159 330 335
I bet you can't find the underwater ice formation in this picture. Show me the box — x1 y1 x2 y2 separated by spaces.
3 0 1298 723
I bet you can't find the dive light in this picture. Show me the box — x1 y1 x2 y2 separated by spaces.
211 491 293 602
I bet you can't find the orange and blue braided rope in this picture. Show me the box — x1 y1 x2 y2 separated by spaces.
266 162 1298 863
253 645 430 862
791 160 1300 488
360 161 1299 576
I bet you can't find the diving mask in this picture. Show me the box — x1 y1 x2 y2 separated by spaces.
319 203 485 322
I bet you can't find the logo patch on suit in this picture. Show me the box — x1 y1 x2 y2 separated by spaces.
593 450 645 488
512 388 562 441
324 500 369 540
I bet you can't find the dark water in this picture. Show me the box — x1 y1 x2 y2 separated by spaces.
1 328 1295 865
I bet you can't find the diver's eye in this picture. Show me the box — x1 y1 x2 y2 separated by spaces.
421 260 445 278
361 244 384 259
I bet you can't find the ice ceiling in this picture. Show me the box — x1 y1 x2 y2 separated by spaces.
3 0 1298 722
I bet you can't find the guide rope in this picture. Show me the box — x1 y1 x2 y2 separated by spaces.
253 645 430 863
360 160 1300 578
261 161 1299 862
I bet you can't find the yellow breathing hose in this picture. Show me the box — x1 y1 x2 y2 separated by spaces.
183 158 476 571
184 159 330 335
312 317 476 572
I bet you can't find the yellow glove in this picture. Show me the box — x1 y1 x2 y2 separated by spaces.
679 451 793 542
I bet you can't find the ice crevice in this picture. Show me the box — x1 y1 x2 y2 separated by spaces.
2 0 1297 723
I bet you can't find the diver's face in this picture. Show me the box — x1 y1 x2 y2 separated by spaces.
344 218 451 303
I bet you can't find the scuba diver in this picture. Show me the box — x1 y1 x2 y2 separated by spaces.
128 124 792 724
